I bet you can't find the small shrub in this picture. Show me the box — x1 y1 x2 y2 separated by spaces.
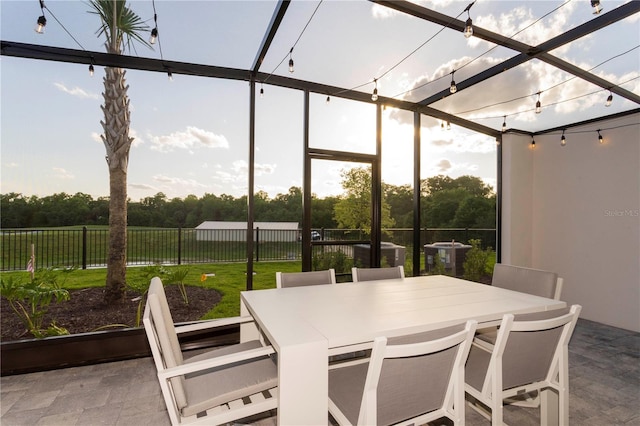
0 268 71 338
312 250 353 276
431 252 447 275
463 239 492 282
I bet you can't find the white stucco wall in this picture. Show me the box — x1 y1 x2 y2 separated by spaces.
501 113 640 332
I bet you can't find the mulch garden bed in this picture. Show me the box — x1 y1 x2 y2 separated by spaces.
1 285 221 342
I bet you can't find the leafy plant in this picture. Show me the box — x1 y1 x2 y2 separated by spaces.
0 269 71 338
166 267 190 305
463 239 492 282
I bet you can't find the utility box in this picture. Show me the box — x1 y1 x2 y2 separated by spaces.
424 242 472 277
354 242 406 268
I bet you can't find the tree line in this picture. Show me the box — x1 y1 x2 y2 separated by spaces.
1 174 495 231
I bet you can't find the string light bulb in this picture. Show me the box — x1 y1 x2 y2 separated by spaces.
35 1 46 33
535 92 542 114
35 14 47 33
167 70 173 81
605 90 613 107
260 84 264 98
530 137 536 149
502 116 507 133
450 71 457 94
149 27 158 45
446 121 451 130
89 63 94 77
561 130 566 147
372 79 379 101
464 17 473 38
598 129 603 144
463 2 474 38
288 49 294 73
591 0 603 14
326 96 330 104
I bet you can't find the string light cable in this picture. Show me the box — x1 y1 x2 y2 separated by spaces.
262 0 323 87
452 45 640 118
37 1 87 51
391 0 573 100
331 1 472 99
463 74 639 127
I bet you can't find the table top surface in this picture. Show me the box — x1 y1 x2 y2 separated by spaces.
241 275 566 350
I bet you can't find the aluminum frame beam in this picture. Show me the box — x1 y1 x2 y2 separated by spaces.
251 0 290 74
372 0 640 106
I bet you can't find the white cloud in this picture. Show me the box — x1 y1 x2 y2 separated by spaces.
129 183 157 191
425 158 480 176
231 160 276 177
469 2 577 49
52 167 74 180
435 159 452 172
149 126 229 153
54 82 100 100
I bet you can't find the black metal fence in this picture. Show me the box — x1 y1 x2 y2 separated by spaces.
0 227 496 271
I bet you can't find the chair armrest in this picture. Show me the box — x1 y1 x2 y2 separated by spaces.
175 316 255 334
158 345 276 380
328 341 373 357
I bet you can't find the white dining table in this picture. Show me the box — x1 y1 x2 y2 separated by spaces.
240 274 567 426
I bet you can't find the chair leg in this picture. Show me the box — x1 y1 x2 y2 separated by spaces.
491 399 503 426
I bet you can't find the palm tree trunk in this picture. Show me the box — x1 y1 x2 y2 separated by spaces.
105 167 127 304
102 63 132 305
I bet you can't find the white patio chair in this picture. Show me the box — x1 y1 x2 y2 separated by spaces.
143 277 278 425
328 320 477 425
276 268 336 288
351 265 405 282
465 305 582 426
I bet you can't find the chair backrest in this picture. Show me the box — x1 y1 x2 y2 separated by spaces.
468 305 581 394
359 320 477 425
143 277 189 410
276 268 336 288
351 265 405 282
492 264 563 300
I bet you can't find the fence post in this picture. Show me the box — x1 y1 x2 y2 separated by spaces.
82 226 87 270
178 227 182 265
255 227 260 262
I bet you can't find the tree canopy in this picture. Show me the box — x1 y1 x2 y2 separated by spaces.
1 175 495 231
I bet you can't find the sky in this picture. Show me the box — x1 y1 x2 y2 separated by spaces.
1 0 638 201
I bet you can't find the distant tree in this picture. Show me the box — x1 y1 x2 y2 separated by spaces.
422 175 495 229
333 167 394 233
422 175 492 197
384 183 413 228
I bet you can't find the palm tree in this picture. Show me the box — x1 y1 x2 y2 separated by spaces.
88 0 150 304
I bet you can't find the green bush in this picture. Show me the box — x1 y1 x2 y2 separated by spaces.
312 250 353 278
463 239 492 282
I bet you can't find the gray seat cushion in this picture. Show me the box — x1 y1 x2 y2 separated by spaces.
181 341 278 417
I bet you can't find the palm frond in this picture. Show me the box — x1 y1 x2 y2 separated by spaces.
87 0 150 53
